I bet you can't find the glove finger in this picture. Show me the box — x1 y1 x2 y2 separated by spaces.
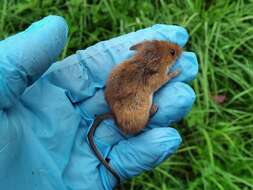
45 24 195 103
0 15 68 109
77 24 188 86
0 15 68 83
0 16 68 80
101 127 182 189
78 24 189 89
149 81 196 128
170 51 198 83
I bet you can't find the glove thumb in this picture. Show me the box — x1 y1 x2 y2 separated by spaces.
0 15 68 109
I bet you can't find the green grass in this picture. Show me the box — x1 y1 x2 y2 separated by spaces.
1 0 253 189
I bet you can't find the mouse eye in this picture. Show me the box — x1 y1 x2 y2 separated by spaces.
169 49 175 56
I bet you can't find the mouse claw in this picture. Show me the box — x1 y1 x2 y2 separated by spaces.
167 69 180 79
150 104 159 117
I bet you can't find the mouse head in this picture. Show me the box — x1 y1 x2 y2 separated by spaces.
130 40 182 67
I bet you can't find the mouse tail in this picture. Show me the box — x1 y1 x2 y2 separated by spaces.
87 113 123 189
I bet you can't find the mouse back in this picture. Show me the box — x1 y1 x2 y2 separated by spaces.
130 40 182 63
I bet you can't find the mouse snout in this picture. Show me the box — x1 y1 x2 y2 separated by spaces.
174 45 182 56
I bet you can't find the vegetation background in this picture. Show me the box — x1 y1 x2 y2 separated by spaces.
1 0 253 189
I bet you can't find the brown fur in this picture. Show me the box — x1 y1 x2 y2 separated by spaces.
105 40 182 134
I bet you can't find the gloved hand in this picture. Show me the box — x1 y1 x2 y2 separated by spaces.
0 16 198 190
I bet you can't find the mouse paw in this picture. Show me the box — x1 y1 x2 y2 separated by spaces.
150 104 159 117
167 69 181 80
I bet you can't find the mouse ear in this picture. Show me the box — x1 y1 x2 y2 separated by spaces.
130 40 156 51
129 42 143 51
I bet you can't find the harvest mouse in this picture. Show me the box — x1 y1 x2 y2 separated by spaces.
88 40 182 189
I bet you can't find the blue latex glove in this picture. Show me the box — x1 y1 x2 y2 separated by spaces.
0 16 198 190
